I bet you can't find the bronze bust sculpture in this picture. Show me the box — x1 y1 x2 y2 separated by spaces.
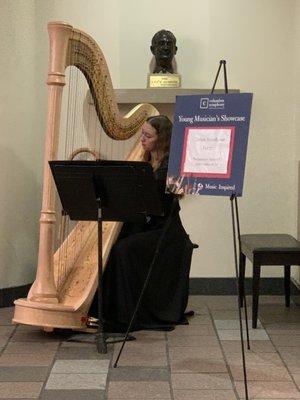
150 30 177 74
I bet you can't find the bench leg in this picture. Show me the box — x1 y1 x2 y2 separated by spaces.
252 263 261 329
239 252 246 307
284 265 291 308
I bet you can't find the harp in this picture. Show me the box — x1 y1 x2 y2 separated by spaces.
13 22 158 330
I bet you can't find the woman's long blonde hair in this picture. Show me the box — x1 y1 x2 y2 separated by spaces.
142 115 173 171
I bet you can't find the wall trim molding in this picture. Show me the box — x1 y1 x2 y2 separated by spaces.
1 278 300 308
0 284 31 308
189 277 300 296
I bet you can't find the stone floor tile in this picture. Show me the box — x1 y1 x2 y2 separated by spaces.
259 304 299 315
0 382 43 398
264 322 300 335
277 346 300 357
60 341 97 348
0 307 14 325
211 310 246 319
171 373 232 390
0 352 55 366
259 314 300 324
187 306 209 315
263 322 300 331
133 331 166 340
186 315 212 325
0 338 8 348
112 350 167 367
269 334 300 347
186 304 209 315
0 325 15 338
235 381 300 398
11 330 69 342
229 363 292 381
267 329 300 336
170 356 227 373
187 296 209 309
167 324 215 336
284 360 300 374
206 297 239 311
4 341 59 353
0 296 299 400
200 295 237 302
113 340 166 354
107 381 171 399
187 295 207 304
258 295 286 304
221 340 276 353
225 351 283 366
278 352 300 366
40 389 105 400
169 346 223 359
265 318 300 325
218 329 269 341
214 319 262 329
168 335 219 347
46 373 107 390
0 366 49 381
56 346 112 359
293 373 300 387
51 359 110 373
173 389 237 400
15 324 44 332
109 366 169 381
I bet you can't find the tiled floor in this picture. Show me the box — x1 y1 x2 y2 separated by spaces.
0 296 299 399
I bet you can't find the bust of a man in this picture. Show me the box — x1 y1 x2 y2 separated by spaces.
150 30 177 74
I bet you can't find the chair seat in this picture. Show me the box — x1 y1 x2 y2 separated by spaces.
241 234 300 265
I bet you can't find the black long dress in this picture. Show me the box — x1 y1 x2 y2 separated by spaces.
90 157 194 332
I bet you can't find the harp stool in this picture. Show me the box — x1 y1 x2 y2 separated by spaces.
238 234 300 328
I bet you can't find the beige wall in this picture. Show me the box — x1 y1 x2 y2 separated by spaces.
0 1 43 288
294 0 300 285
1 0 299 288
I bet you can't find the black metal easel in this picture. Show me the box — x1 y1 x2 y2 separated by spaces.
49 159 163 354
211 60 250 400
113 196 179 367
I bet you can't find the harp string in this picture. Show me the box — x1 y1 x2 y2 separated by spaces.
56 34 79 289
54 29 143 291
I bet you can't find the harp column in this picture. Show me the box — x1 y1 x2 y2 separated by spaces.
29 22 73 303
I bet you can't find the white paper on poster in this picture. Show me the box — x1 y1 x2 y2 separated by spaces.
183 128 232 174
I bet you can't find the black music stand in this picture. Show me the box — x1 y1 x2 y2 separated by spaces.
49 160 163 353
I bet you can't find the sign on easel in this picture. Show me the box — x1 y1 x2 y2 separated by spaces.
167 93 253 196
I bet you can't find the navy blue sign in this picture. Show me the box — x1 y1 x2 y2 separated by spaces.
167 93 253 196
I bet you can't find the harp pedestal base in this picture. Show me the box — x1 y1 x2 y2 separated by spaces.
13 299 88 330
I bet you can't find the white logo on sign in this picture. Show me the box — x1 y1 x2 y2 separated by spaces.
200 98 225 110
200 98 209 109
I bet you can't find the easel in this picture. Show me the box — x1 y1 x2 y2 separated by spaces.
212 60 250 400
113 196 180 367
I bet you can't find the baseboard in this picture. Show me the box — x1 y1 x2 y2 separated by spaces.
189 277 300 296
0 284 31 308
1 278 300 308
